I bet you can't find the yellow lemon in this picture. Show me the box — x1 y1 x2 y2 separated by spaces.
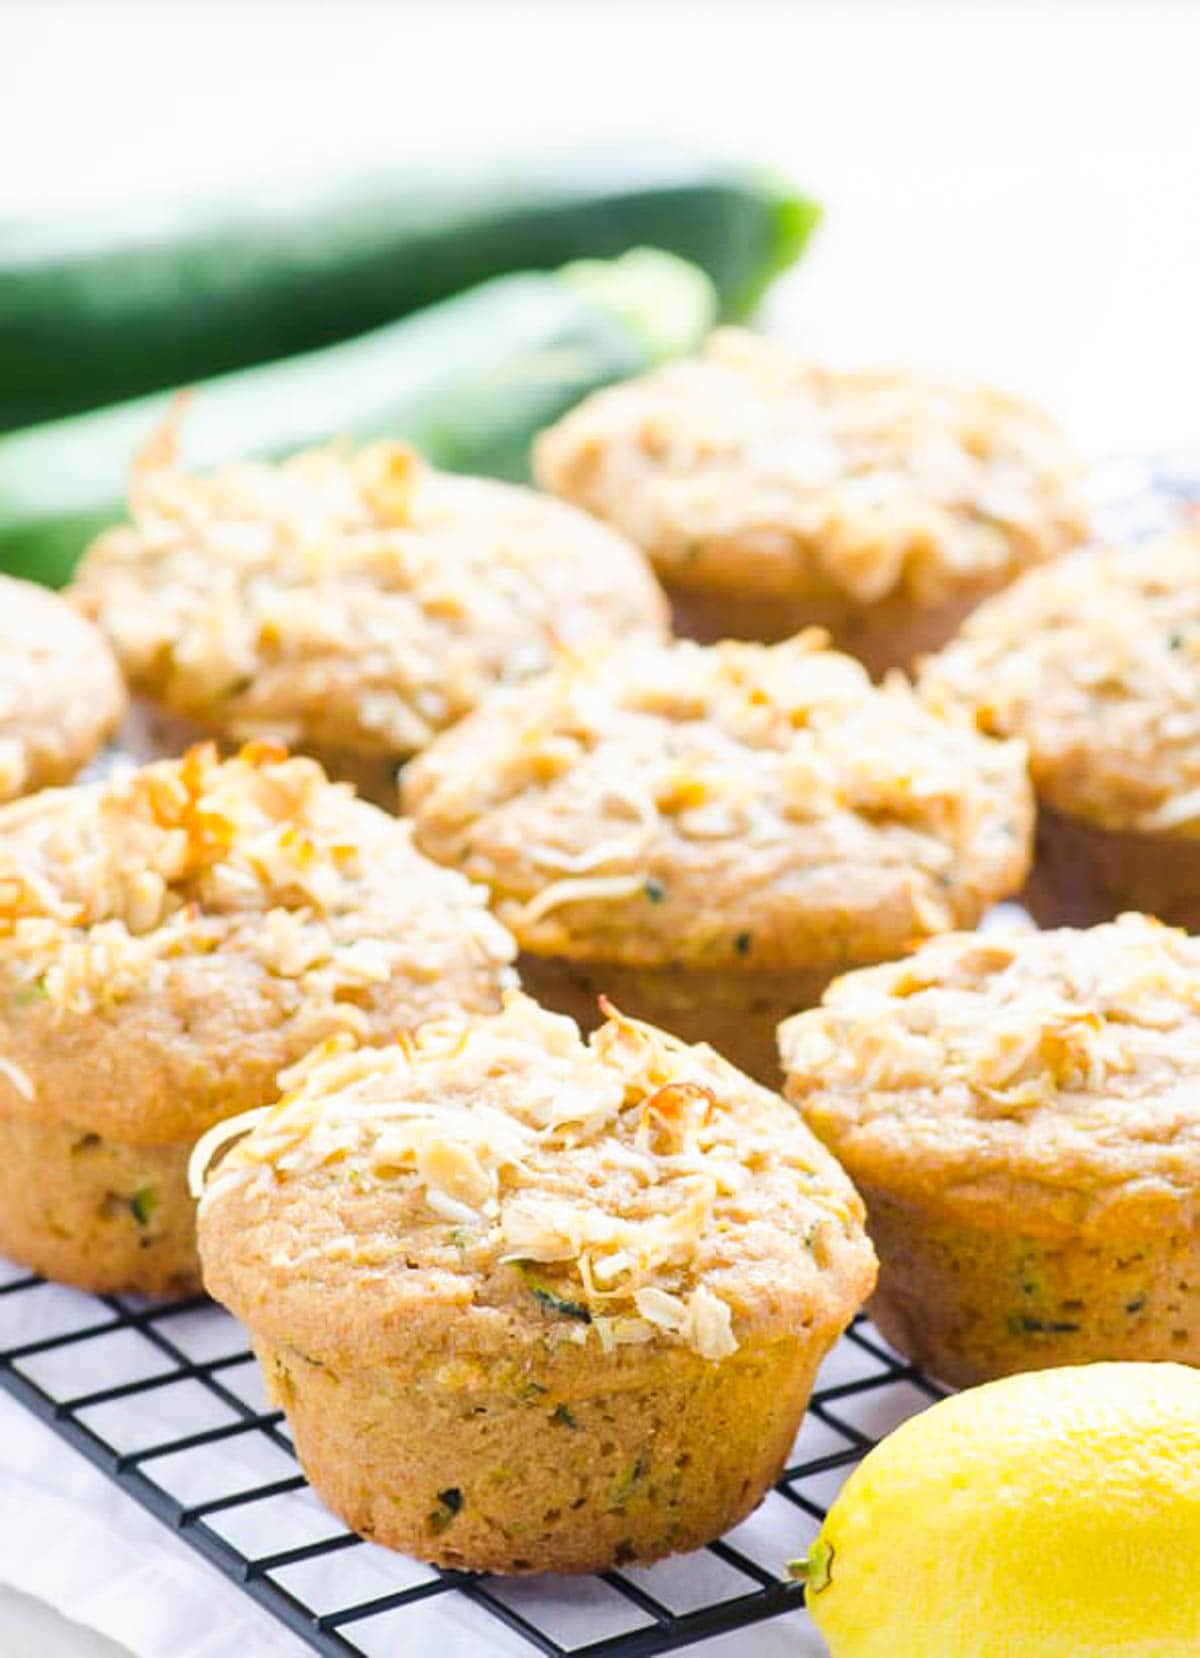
792 1362 1200 1658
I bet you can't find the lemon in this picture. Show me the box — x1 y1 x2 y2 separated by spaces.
792 1363 1200 1658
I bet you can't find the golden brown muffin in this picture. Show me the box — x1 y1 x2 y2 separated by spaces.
533 328 1088 674
922 529 1200 928
402 631 1034 1082
779 914 1200 1388
0 742 515 1296
0 574 127 802
194 992 875 1573
71 439 668 803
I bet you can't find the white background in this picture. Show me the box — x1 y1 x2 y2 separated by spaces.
5 0 1200 454
2 1 1199 1652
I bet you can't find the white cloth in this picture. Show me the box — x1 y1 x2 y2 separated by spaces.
0 1393 298 1657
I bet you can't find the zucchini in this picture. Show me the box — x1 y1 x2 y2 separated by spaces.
0 249 715 588
0 145 818 427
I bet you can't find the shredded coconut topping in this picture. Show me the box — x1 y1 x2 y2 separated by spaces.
72 440 667 761
780 914 1200 1191
534 328 1088 607
0 742 514 1018
921 530 1200 835
403 632 1033 971
194 994 863 1362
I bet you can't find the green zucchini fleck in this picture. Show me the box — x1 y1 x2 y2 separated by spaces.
286 1344 326 1370
530 1283 593 1324
129 1186 157 1226
644 877 667 904
13 974 48 1006
734 930 753 957
552 1403 580 1429
428 1487 464 1533
1007 1313 1081 1336
514 1262 593 1323
611 1456 649 1508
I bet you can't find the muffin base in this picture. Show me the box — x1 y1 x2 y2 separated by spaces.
667 585 987 679
110 699 401 810
861 1186 1200 1389
0 1111 200 1297
258 1331 829 1574
518 954 836 1086
1024 805 1200 930
109 700 210 771
302 746 401 812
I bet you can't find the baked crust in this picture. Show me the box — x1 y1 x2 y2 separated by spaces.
667 582 993 678
780 915 1200 1382
517 953 837 1087
0 1117 200 1298
253 1328 826 1573
0 743 515 1292
922 529 1200 837
0 575 126 802
861 1186 1200 1389
534 328 1087 668
1024 804 1200 931
196 994 875 1570
403 632 1034 976
72 440 668 770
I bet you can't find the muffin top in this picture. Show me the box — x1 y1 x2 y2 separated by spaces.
921 530 1200 837
0 575 127 803
534 328 1088 608
402 632 1034 973
194 993 875 1369
779 914 1200 1228
71 440 668 761
0 743 515 1143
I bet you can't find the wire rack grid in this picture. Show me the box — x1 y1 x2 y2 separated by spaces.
0 1257 944 1658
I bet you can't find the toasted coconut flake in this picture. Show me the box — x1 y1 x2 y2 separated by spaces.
0 1054 34 1102
188 1105 273 1199
780 914 1200 1185
198 995 860 1360
404 633 1033 971
921 530 1200 836
514 874 648 927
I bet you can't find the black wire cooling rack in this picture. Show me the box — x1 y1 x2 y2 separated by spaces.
0 1256 944 1657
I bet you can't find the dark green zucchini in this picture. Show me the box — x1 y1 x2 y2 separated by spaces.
0 249 715 588
0 145 817 427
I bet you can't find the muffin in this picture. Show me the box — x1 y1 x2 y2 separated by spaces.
533 328 1088 674
779 914 1200 1388
0 574 126 802
71 438 668 803
401 631 1034 1082
0 742 515 1296
193 992 876 1573
922 529 1200 928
